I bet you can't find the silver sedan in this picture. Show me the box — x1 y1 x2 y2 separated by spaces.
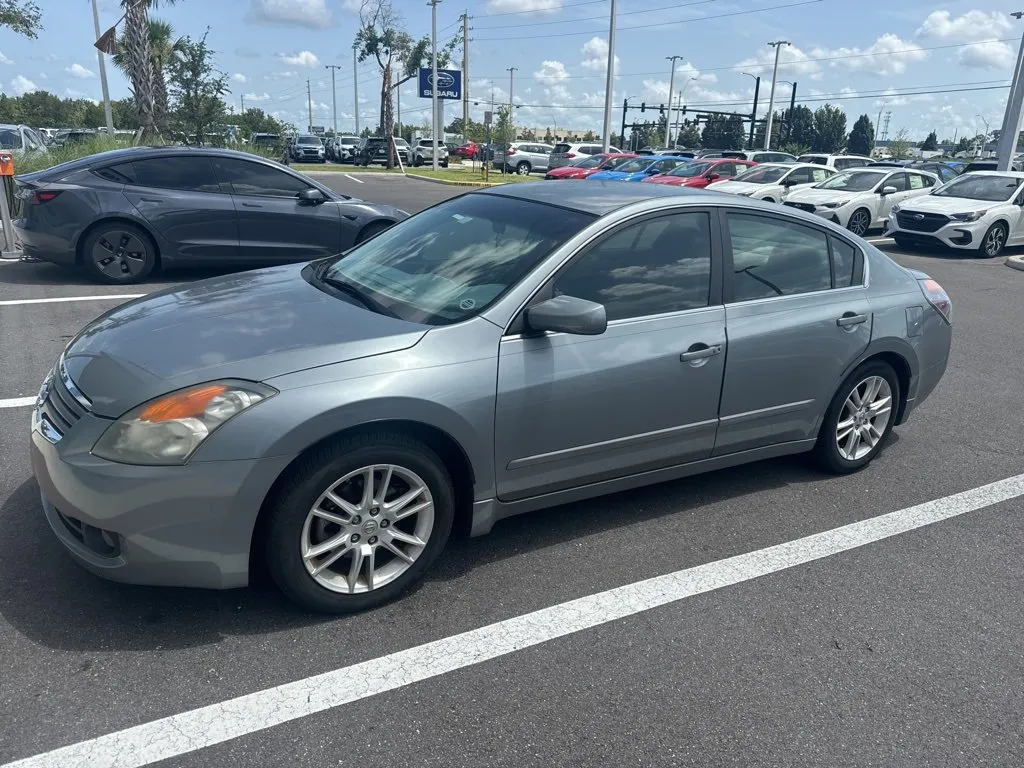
31 183 952 613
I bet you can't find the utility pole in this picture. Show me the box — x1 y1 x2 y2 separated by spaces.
428 0 441 170
764 40 789 150
601 0 617 151
461 12 470 135
507 66 517 132
742 72 760 147
353 43 360 135
325 64 342 135
882 111 892 142
786 81 797 144
663 55 683 147
996 12 1024 169
306 79 313 133
90 0 114 132
875 102 886 145
240 94 245 114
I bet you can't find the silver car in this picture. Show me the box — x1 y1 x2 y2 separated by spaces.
31 184 952 613
493 142 554 175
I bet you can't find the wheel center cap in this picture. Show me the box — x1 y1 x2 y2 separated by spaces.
361 520 379 535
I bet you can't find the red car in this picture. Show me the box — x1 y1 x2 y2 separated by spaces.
453 142 481 159
544 153 638 180
642 158 757 187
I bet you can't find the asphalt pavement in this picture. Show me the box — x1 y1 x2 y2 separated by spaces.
1 174 1022 768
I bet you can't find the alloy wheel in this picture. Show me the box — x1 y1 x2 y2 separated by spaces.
984 225 1006 256
848 210 870 236
300 464 435 594
91 230 148 279
835 375 892 461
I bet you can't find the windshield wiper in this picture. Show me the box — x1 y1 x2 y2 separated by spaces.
317 269 399 318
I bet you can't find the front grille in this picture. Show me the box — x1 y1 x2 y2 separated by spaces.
37 364 90 441
896 211 948 233
785 202 816 213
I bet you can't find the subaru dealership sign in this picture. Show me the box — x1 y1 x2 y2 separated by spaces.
418 68 461 100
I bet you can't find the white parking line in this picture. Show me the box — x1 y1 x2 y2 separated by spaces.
0 294 144 307
5 471 1024 768
0 397 35 408
866 236 894 243
343 173 364 184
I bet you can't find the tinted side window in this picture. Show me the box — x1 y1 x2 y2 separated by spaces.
786 167 813 184
830 236 857 288
726 214 832 301
131 156 221 192
553 212 713 321
212 157 311 197
94 162 137 184
886 172 909 192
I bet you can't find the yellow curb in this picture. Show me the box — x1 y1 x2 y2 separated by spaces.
405 173 506 187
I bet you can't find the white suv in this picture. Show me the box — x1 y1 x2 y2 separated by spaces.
798 153 873 170
548 142 623 169
412 139 449 167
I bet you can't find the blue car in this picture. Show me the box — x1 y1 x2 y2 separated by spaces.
587 155 687 181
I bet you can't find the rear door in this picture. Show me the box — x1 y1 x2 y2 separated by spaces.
211 155 344 264
715 210 871 455
121 155 240 263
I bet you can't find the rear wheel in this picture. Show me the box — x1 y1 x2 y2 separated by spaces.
979 222 1007 257
81 222 157 284
413 155 422 167
515 161 531 175
847 208 871 237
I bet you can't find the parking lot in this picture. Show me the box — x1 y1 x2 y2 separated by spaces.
1 174 1023 767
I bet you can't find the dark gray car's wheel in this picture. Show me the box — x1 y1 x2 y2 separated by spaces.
979 222 1007 257
847 208 871 237
264 432 454 613
813 360 900 474
515 161 531 175
81 222 157 284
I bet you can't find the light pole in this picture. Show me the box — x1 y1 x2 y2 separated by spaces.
664 55 683 147
325 65 341 136
996 11 1024 170
976 113 991 157
742 71 761 147
352 43 360 135
672 77 696 147
90 0 114 132
764 40 790 150
507 66 518 140
601 0 617 152
428 0 441 170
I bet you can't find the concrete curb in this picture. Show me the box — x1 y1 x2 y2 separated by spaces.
1006 254 1024 272
405 173 504 187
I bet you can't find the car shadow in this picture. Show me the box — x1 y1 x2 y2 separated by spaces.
0 438 899 653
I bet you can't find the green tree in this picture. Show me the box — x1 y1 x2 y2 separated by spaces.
723 115 746 149
113 17 183 128
543 127 553 143
609 131 621 148
753 111 782 149
444 117 465 135
165 31 228 145
921 130 938 152
120 0 179 140
676 122 701 148
887 127 911 160
226 107 282 139
492 104 515 146
847 114 875 156
582 129 596 142
0 0 41 38
812 104 846 152
780 104 814 148
955 136 970 154
520 128 537 141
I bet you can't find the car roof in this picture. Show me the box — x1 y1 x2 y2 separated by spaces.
473 180 704 215
963 170 1024 178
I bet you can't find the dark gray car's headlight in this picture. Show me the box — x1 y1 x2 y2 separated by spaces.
92 381 276 465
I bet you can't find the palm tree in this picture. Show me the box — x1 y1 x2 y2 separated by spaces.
113 18 181 127
119 0 178 139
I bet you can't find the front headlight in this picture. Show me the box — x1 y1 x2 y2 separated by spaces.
821 201 845 209
92 381 276 465
950 210 987 222
736 190 755 197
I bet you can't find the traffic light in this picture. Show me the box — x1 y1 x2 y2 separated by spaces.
640 102 646 112
659 104 665 115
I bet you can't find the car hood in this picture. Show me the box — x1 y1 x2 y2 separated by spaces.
785 187 861 204
588 170 636 180
62 263 427 418
898 194 1002 214
706 180 761 193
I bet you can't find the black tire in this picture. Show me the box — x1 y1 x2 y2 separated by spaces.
979 222 1007 258
264 431 455 614
441 160 448 168
413 155 422 167
812 360 901 474
893 235 914 250
847 208 871 237
80 221 157 284
761 196 776 203
356 220 394 244
515 161 531 176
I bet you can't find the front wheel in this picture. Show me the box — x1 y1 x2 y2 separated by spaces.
264 432 455 614
812 360 900 474
847 208 871 237
515 161 531 176
979 222 1007 257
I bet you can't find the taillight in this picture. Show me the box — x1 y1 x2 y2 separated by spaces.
919 278 952 323
31 190 62 204
565 152 576 158
506 148 517 155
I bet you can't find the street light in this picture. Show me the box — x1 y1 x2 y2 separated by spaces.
995 11 1024 170
672 77 696 147
764 40 790 150
742 72 761 147
664 55 684 147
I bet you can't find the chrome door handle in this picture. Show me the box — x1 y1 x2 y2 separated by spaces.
680 344 722 362
836 313 868 328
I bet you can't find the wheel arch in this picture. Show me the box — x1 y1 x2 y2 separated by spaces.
74 215 161 267
842 343 917 426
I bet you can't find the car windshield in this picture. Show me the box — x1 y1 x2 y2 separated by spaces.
0 128 23 149
933 174 1022 202
297 136 320 145
816 170 885 191
320 194 594 325
571 155 607 169
666 161 713 178
341 138 359 145
798 155 827 165
732 166 788 184
614 158 654 173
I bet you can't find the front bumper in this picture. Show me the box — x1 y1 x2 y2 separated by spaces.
886 215 981 249
30 409 294 589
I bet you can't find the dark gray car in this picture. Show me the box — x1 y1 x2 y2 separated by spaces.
30 183 952 613
13 147 407 283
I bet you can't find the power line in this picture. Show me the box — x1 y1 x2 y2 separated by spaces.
474 0 823 40
473 0 715 30
482 0 607 19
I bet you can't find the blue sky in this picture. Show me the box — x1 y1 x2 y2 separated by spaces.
3 0 1023 140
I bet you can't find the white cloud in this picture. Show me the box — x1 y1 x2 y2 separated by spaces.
959 41 1016 70
811 34 927 76
341 0 361 11
0 52 12 65
66 63 95 79
11 74 37 96
243 92 271 102
487 0 561 13
279 50 319 68
247 0 333 29
266 70 298 79
534 60 569 87
581 36 619 75
230 73 247 84
917 10 1016 70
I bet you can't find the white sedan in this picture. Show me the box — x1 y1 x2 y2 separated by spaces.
706 163 835 203
783 167 939 236
886 171 1024 257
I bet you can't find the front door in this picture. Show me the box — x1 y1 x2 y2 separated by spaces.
211 156 344 263
494 209 726 501
715 210 872 455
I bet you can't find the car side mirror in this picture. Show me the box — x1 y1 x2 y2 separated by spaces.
526 295 607 336
880 185 897 195
646 167 660 174
297 188 326 205
706 172 720 181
